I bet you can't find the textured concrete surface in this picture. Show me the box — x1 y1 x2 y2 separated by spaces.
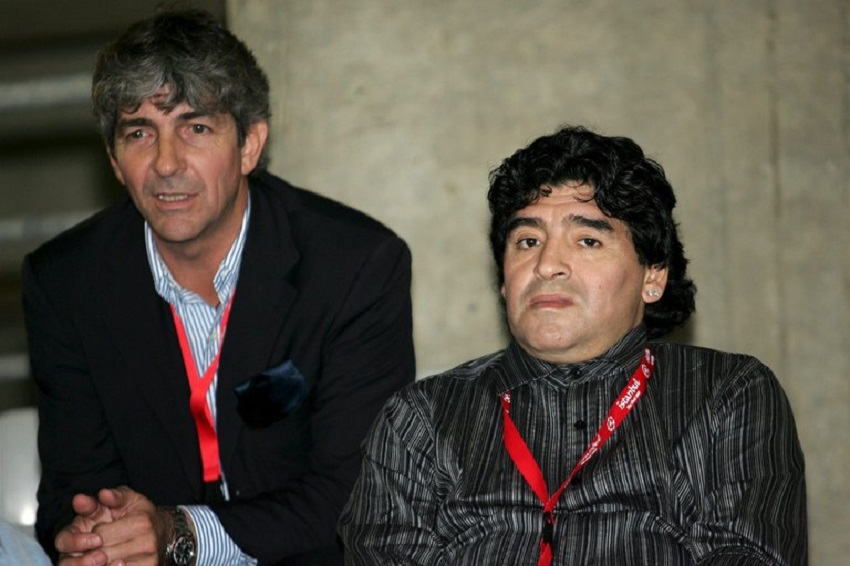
231 1 849 563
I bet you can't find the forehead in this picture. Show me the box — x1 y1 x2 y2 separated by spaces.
530 183 593 207
116 95 233 129
119 92 192 116
516 184 601 219
510 183 633 237
117 85 216 118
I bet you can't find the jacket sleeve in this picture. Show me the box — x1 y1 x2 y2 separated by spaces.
211 235 416 564
22 254 129 560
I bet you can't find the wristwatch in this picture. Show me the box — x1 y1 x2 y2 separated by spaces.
164 507 196 566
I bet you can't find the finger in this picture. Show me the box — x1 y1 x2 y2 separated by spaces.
94 513 159 564
98 486 129 508
71 493 101 516
58 548 108 566
100 533 159 565
55 530 103 555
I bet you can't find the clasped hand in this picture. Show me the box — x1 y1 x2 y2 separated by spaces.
55 486 170 566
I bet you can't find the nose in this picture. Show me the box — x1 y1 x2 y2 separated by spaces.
153 131 185 177
534 239 571 280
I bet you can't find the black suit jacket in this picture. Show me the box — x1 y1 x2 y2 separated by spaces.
23 171 415 565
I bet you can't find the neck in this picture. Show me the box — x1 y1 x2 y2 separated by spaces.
155 220 242 308
157 244 224 306
154 189 247 307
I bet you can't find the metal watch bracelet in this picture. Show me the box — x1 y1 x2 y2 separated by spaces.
164 506 196 566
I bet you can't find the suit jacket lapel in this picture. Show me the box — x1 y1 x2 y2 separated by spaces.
216 181 300 473
97 203 203 491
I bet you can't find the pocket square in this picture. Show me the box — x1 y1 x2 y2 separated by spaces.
234 360 309 428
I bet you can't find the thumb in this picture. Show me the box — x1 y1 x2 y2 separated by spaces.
98 485 132 508
71 493 101 516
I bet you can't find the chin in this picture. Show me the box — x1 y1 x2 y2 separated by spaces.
527 338 578 359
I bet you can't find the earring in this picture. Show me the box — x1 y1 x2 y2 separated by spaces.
646 290 661 298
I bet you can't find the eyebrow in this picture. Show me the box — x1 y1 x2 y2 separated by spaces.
506 216 542 233
506 213 614 233
178 110 216 121
115 117 152 130
115 110 217 130
569 214 614 232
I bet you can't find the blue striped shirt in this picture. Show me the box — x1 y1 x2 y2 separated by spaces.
145 197 257 565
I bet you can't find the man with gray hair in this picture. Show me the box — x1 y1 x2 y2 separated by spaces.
23 9 414 565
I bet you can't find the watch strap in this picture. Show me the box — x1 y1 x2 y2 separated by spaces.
164 506 196 566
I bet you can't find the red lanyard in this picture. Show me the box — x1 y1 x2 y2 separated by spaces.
500 347 655 566
170 294 235 483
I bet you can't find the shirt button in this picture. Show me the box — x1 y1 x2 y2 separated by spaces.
573 419 586 430
569 368 582 379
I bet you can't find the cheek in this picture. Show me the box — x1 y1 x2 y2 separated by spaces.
119 159 153 189
501 260 527 295
501 274 525 306
598 272 645 311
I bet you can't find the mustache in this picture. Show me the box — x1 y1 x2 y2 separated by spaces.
523 282 574 296
521 283 576 303
144 176 202 194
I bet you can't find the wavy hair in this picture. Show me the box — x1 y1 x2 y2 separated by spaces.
488 125 696 338
92 8 271 171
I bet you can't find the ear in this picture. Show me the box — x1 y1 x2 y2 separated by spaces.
240 120 269 175
107 146 126 186
642 264 669 304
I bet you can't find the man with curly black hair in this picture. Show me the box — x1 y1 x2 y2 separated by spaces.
339 126 807 565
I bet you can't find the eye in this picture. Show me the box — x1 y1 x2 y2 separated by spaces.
579 238 601 248
190 124 210 134
126 129 146 140
517 237 540 249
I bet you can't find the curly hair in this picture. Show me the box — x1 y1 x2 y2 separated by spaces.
92 8 271 171
488 125 696 338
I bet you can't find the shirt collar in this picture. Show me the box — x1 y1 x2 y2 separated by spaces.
494 325 648 395
145 194 252 307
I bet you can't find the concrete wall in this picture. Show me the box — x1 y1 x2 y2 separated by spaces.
230 1 849 564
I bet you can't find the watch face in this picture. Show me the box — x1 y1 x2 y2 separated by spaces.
172 535 196 565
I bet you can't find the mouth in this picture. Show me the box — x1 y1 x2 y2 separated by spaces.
155 193 193 203
529 293 574 309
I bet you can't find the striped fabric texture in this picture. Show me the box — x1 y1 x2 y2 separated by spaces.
339 327 807 565
145 199 258 565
